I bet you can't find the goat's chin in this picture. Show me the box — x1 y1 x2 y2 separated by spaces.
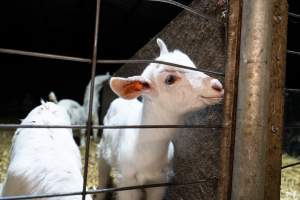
199 97 223 106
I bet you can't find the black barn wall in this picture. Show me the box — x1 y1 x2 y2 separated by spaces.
0 0 192 118
283 1 300 156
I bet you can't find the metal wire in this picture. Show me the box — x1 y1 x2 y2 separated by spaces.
0 177 217 200
285 125 300 129
147 0 224 26
287 49 300 56
0 124 224 130
81 0 101 199
282 162 300 169
97 59 225 76
285 88 300 93
0 48 91 63
0 48 224 76
289 12 300 19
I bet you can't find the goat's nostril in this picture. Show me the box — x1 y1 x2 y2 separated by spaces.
210 79 223 92
212 83 223 92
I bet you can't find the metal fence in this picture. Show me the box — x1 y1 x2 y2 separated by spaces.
281 10 300 168
0 0 299 199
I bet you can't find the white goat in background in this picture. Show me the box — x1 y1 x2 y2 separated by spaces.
83 72 111 141
0 102 92 200
96 39 224 200
49 72 110 146
49 92 86 146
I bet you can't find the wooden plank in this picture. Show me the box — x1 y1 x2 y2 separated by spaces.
217 0 242 199
264 0 288 199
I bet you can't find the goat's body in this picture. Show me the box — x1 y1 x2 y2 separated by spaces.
1 102 91 200
83 73 110 140
49 94 86 146
58 99 86 126
48 73 110 146
98 98 174 200
97 39 223 200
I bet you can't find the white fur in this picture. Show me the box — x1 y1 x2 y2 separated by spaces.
48 73 110 146
48 92 86 147
0 183 3 195
0 102 92 200
97 38 224 200
83 72 111 140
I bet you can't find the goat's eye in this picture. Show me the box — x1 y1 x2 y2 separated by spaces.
165 75 177 85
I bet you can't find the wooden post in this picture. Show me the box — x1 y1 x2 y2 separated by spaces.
264 0 288 199
231 0 288 199
218 0 242 199
231 0 273 199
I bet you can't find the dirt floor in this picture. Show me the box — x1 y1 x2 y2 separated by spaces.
281 154 300 199
1 130 300 199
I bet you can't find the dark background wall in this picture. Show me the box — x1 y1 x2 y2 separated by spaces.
0 0 192 117
282 1 300 155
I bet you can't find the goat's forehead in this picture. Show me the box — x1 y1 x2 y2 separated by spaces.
141 50 211 79
142 66 209 83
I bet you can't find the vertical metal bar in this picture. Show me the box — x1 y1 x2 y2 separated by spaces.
264 0 288 199
218 0 242 199
82 0 101 199
231 0 274 199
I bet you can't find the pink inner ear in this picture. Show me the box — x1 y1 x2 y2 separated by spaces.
124 81 144 92
121 81 150 99
111 77 151 99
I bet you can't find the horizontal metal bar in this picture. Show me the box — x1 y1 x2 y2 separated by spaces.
286 49 300 56
0 48 91 63
88 177 217 194
0 177 217 200
0 192 82 200
281 162 300 169
97 59 225 76
284 125 300 129
147 0 224 26
284 88 300 93
289 12 300 19
0 48 224 76
0 124 224 130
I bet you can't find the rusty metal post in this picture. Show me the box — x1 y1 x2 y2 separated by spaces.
218 0 242 200
231 0 275 199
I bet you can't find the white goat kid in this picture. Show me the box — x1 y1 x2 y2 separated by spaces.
48 92 86 147
97 39 224 200
48 72 110 146
1 102 92 200
83 72 111 141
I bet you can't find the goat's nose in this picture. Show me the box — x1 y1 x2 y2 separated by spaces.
211 79 223 92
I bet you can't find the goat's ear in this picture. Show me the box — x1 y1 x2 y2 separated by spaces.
110 76 151 100
40 99 46 105
157 38 169 56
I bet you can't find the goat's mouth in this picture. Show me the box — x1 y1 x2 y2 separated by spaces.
200 96 223 100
